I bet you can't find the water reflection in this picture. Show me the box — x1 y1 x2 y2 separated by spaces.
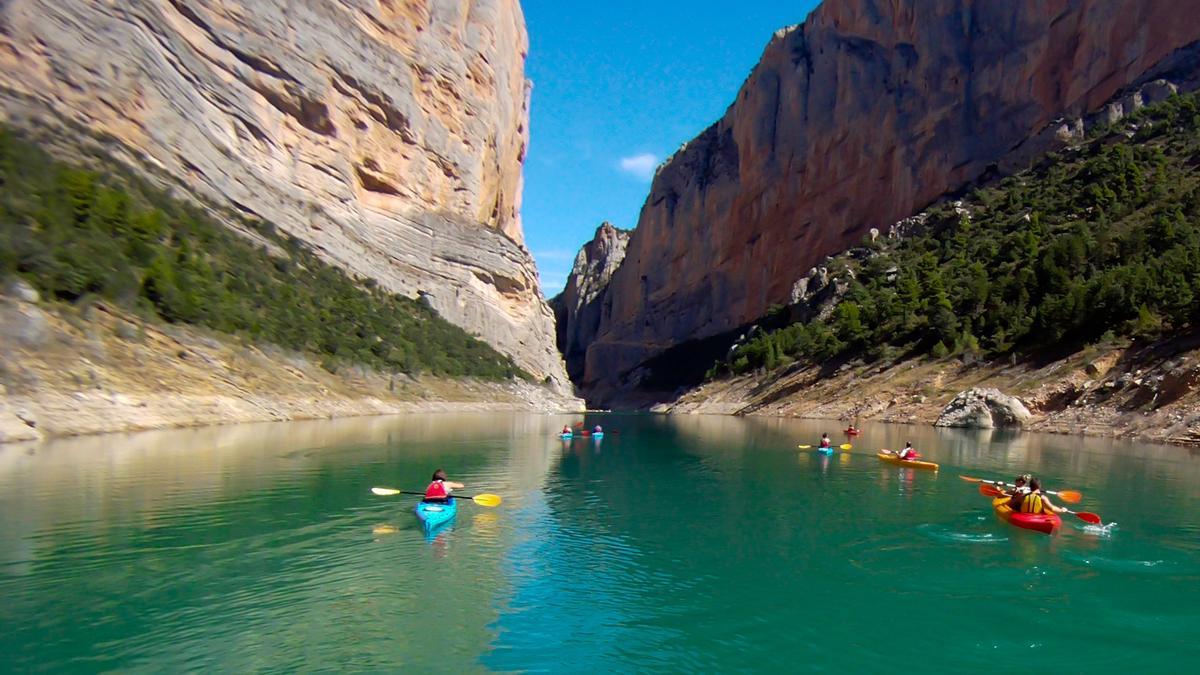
1 412 1198 671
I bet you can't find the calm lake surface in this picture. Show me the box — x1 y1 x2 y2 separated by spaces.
2 413 1199 672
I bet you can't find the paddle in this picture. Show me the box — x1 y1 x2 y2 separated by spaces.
798 443 853 450
370 488 502 507
977 484 1100 524
959 475 1082 503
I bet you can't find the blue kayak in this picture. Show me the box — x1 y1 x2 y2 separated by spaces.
560 432 573 439
415 498 458 531
592 432 604 439
817 447 835 455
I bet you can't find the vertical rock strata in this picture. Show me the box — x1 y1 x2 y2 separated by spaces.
550 222 631 382
579 0 1200 399
0 0 570 386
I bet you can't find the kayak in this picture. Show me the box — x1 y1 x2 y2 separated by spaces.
415 498 458 531
992 496 1061 535
560 433 573 439
876 451 939 472
817 447 835 455
592 432 604 439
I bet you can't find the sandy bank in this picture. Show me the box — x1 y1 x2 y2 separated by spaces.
0 295 582 444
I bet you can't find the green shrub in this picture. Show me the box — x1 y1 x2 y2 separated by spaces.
707 91 1200 380
0 126 528 381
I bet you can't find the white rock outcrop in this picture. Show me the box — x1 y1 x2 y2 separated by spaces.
935 388 1032 429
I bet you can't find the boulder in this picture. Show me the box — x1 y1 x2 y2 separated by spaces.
3 278 39 303
935 388 1033 429
0 301 48 348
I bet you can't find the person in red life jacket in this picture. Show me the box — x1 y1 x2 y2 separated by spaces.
423 469 465 504
561 425 572 435
897 442 919 460
1008 477 1066 515
818 433 832 449
594 425 602 434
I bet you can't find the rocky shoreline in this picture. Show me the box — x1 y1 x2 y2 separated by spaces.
657 337 1200 448
0 291 583 445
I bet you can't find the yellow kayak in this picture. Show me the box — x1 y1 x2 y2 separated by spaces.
877 451 939 472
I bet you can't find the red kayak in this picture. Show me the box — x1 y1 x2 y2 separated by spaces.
992 497 1061 535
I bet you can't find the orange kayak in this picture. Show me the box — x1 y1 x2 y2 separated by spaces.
876 451 938 472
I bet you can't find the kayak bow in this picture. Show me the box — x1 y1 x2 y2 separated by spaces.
415 498 458 532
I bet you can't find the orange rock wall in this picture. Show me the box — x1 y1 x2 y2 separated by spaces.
584 0 1200 394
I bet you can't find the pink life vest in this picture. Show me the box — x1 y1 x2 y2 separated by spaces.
424 480 448 500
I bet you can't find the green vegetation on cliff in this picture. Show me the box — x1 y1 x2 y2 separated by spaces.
0 127 528 381
710 92 1200 379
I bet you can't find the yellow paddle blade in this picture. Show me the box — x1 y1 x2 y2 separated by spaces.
839 443 853 450
797 444 812 449
371 487 401 496
470 493 502 507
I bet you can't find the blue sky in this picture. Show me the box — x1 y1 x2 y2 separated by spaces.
522 1 821 296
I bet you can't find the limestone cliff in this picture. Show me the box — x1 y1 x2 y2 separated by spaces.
0 0 571 387
550 222 631 382
578 0 1200 402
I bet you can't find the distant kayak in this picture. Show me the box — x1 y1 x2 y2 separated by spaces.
592 432 604 439
992 496 1060 535
560 432 573 439
877 451 938 472
415 499 458 532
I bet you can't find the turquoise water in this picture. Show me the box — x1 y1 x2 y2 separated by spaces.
2 413 1199 671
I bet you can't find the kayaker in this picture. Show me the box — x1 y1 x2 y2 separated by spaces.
561 425 572 435
897 442 919 460
594 425 602 433
1009 477 1066 515
819 433 832 449
423 469 465 504
999 474 1032 498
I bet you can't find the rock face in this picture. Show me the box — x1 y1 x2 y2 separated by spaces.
0 0 571 387
579 0 1200 400
550 222 631 382
936 388 1032 430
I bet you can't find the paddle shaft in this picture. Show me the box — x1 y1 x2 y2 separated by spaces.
393 490 489 501
960 476 1081 503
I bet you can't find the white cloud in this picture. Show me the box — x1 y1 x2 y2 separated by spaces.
618 153 659 181
533 249 577 263
539 271 568 296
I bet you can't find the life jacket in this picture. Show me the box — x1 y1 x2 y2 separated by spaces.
424 480 448 500
1019 492 1045 514
899 447 915 459
819 438 831 448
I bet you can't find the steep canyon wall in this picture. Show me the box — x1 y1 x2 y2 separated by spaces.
576 0 1200 402
0 0 570 386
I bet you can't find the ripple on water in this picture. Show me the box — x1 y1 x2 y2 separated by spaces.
916 522 1010 545
1061 551 1191 576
